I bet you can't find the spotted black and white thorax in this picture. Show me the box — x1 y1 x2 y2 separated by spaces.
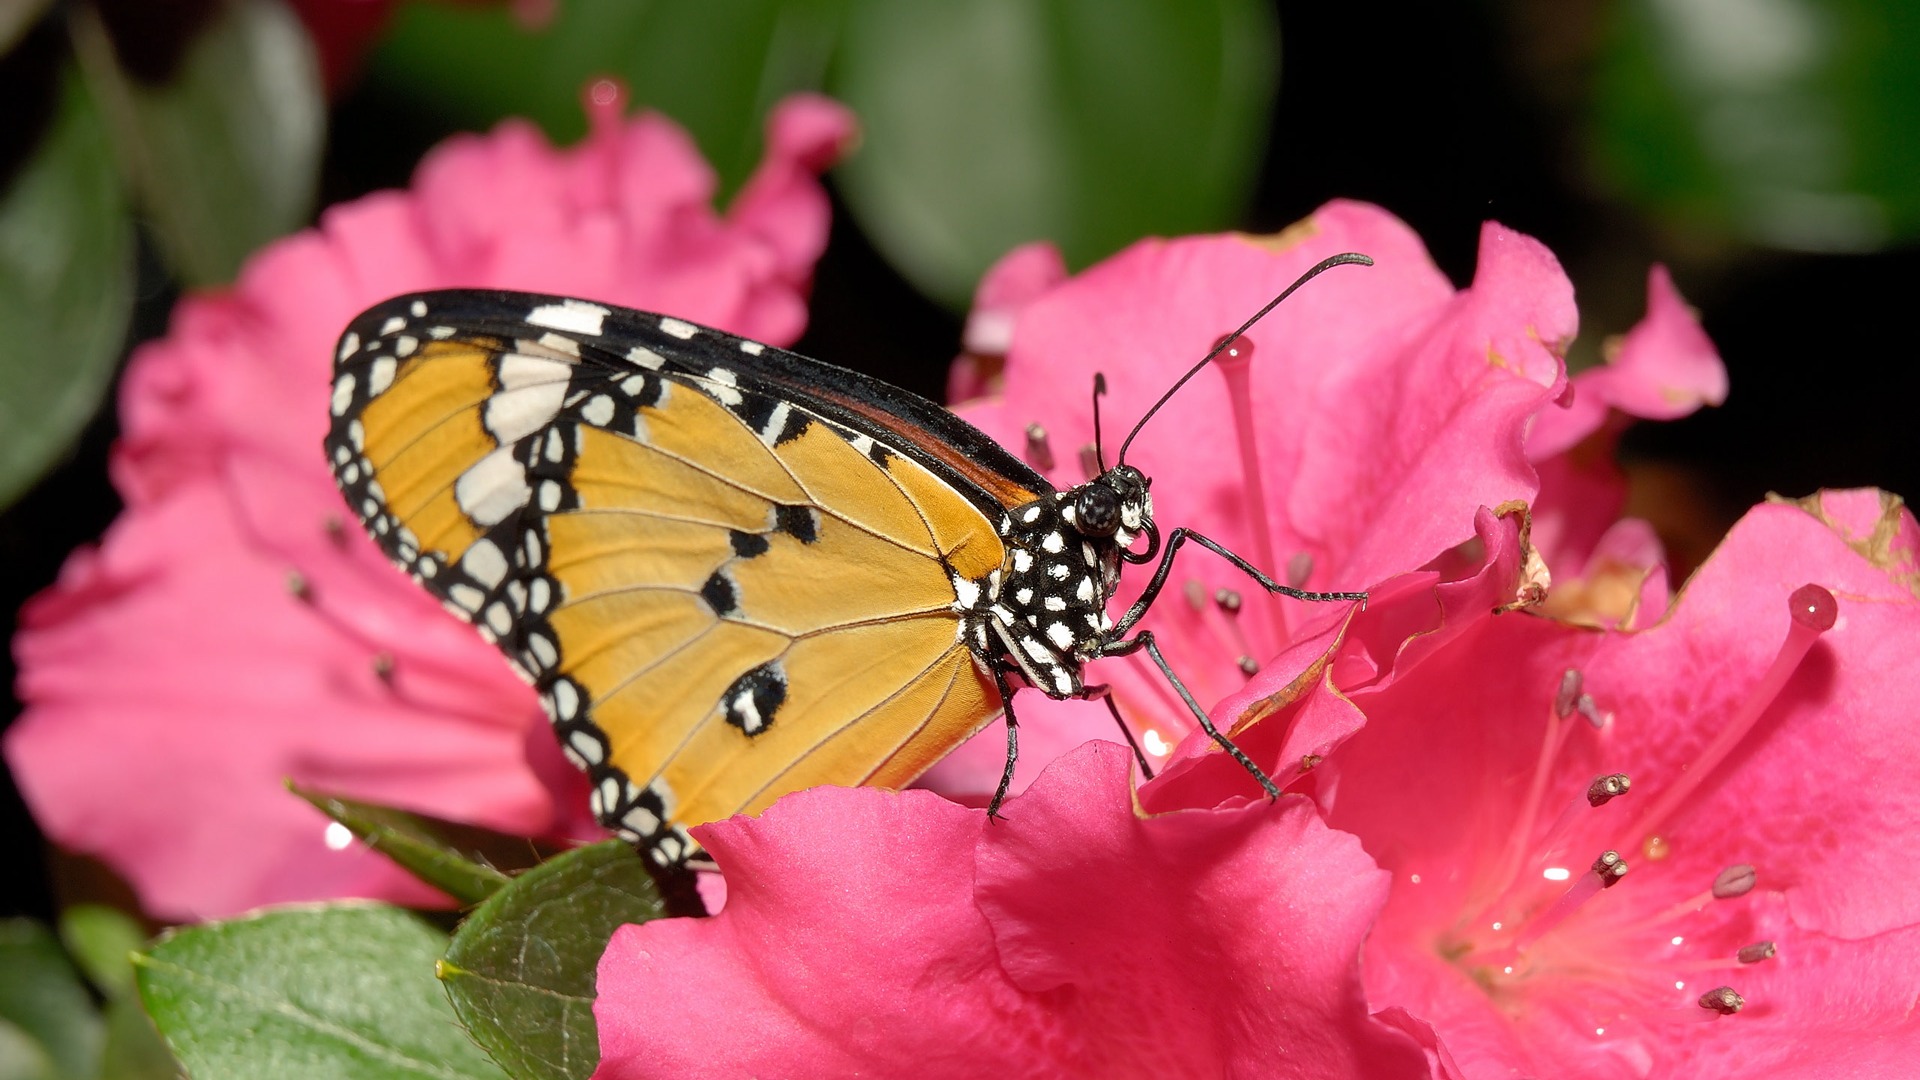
956 464 1152 697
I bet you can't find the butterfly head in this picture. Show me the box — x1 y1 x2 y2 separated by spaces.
1067 464 1158 565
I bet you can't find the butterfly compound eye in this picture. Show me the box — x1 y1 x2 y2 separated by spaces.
1074 484 1123 537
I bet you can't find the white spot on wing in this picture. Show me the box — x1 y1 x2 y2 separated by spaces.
487 352 572 442
367 356 397 395
537 331 582 357
581 394 616 426
463 538 509 586
331 374 356 416
628 346 665 370
528 299 610 336
659 317 699 340
337 332 360 360
739 340 765 355
953 576 981 608
455 446 531 526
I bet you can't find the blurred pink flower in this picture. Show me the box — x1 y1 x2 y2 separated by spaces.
1324 489 1920 1077
6 90 854 920
595 742 1441 1080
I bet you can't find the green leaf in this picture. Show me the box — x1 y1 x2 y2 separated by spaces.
0 64 133 511
57 906 146 1001
441 842 671 1080
830 0 1278 306
135 903 508 1080
1592 0 1920 251
0 1017 63 1080
0 920 103 1080
72 0 323 284
95 998 176 1080
290 785 515 907
370 0 844 195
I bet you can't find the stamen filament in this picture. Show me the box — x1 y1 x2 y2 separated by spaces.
1510 851 1629 953
1625 585 1836 841
1212 340 1281 600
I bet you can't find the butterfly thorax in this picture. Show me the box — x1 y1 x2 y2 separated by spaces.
958 465 1152 698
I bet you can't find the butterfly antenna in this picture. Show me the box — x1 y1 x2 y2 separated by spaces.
1090 373 1110 474
1115 252 1373 466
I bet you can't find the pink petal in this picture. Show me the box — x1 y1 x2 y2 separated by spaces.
1528 266 1727 576
595 743 1437 1079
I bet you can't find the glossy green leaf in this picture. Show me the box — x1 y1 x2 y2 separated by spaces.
1592 0 1920 251
0 66 132 511
136 904 507 1080
441 842 671 1080
56 906 146 1002
290 784 515 907
831 0 1278 306
72 0 322 284
0 921 102 1080
370 0 843 194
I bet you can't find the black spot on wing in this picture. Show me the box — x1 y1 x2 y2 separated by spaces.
729 529 770 558
700 568 738 616
774 504 818 544
730 387 812 446
721 661 787 737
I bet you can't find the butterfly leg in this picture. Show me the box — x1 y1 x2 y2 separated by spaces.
1111 527 1365 639
1081 684 1155 780
1100 631 1281 799
987 661 1022 820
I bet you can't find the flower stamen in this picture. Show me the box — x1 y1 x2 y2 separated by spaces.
1211 335 1280 598
1625 585 1837 842
1023 423 1055 471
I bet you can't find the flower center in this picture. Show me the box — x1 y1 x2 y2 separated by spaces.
1437 585 1835 1031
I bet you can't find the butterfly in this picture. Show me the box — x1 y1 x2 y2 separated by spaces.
324 254 1370 895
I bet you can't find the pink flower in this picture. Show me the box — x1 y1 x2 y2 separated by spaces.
929 203 1589 802
1323 489 1920 1077
6 90 855 920
927 204 1726 807
595 742 1441 1080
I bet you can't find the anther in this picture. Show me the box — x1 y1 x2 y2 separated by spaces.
1711 864 1757 899
286 571 313 601
1586 773 1632 807
323 515 348 546
1286 552 1314 590
1510 849 1630 952
1593 850 1629 888
1183 580 1209 612
372 653 396 682
1299 753 1323 771
1575 693 1610 729
1215 588 1243 614
1697 986 1745 1015
1024 423 1055 471
1078 444 1101 480
1736 941 1776 964
1555 669 1583 719
1237 655 1258 676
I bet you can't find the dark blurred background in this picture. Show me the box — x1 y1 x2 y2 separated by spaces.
4 0 1915 922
